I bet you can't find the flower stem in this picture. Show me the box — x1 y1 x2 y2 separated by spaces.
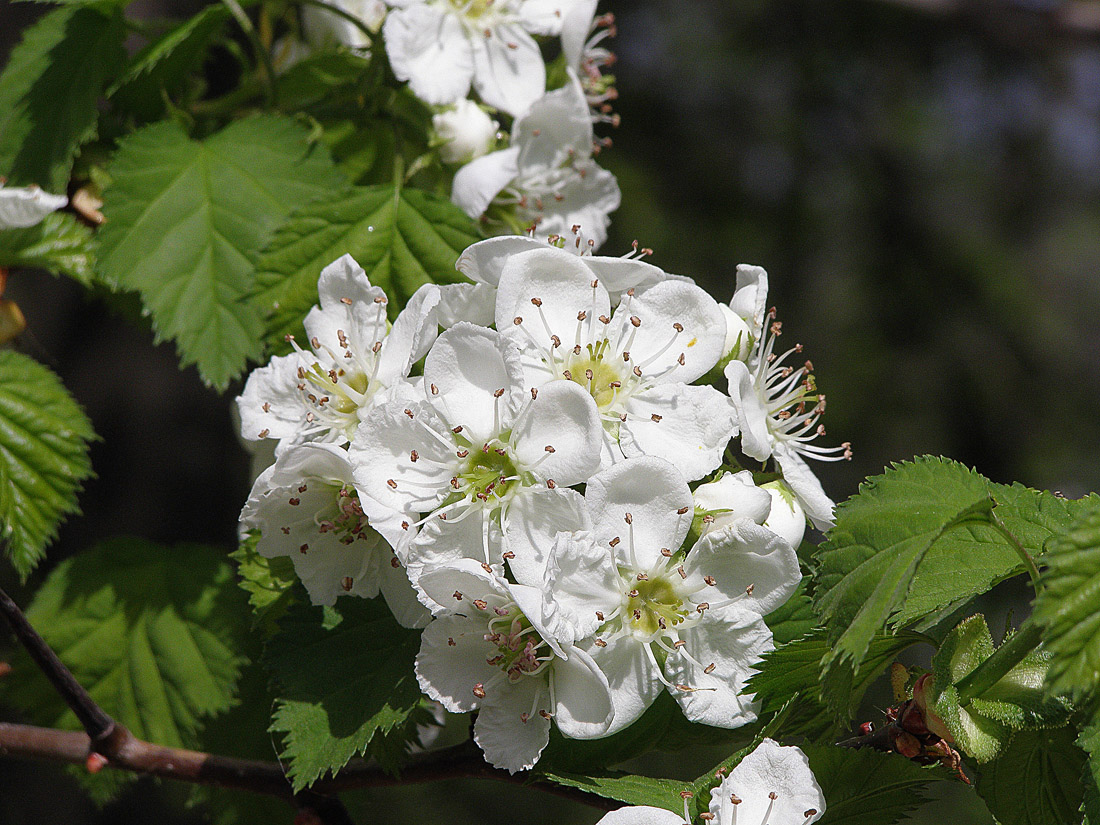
955 621 1043 705
989 510 1042 588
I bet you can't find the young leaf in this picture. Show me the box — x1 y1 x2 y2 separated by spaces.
2 538 250 746
0 212 96 285
0 5 126 192
252 184 480 342
535 769 687 814
264 596 424 791
1031 500 1100 701
975 726 1087 825
0 350 95 579
801 745 942 825
97 116 344 388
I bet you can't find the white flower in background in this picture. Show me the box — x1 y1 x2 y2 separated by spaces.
496 245 732 479
433 99 499 165
593 807 686 825
349 323 603 581
561 0 619 124
383 0 583 116
0 183 67 229
415 560 613 772
452 72 621 247
694 471 806 549
708 739 825 825
302 0 386 50
237 255 440 452
719 264 769 362
239 441 428 627
435 233 668 328
507 457 800 733
725 309 850 531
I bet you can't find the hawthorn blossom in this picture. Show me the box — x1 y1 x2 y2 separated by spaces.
240 441 427 627
725 309 850 531
237 255 440 452
302 0 386 50
496 245 732 479
452 72 620 247
433 99 500 165
560 1 619 123
383 0 583 116
708 739 825 825
719 264 768 362
508 457 800 733
349 323 603 581
0 183 67 229
415 560 613 772
693 472 806 550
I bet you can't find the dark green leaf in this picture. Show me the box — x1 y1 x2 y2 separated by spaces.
264 596 423 790
3 538 250 746
0 5 126 191
253 184 480 342
1032 500 1100 701
0 350 95 579
97 116 344 388
230 533 299 637
535 769 687 814
1080 715 1100 825
764 576 816 645
975 727 1087 825
0 212 96 285
275 52 371 111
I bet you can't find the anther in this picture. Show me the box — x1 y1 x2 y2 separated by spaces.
677 353 685 366
391 557 401 568
679 791 693 800
704 663 716 674
341 577 353 591
410 450 419 462
769 792 778 800
633 366 642 377
473 599 488 610
624 512 633 524
258 428 270 438
628 589 639 598
544 445 556 453
676 506 689 515
493 388 505 398
804 809 818 818
730 795 741 805
453 591 463 600
546 479 557 489
577 310 587 321
700 815 715 822
453 425 463 433
661 548 672 557
630 316 641 327
539 710 552 720
595 611 605 620
387 479 397 489
696 602 709 613
703 575 716 586
598 314 611 324
261 402 271 413
609 536 621 547
457 449 469 458
746 583 755 595
300 544 309 553
430 383 438 394
636 572 648 581
531 297 543 306
672 322 684 332
595 638 607 647
288 497 300 506
340 297 352 305
673 640 686 649
513 316 523 325
472 683 486 698
650 414 662 422
530 387 538 399
404 408 414 418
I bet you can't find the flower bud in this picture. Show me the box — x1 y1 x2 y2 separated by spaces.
433 99 499 165
693 470 772 534
719 302 751 361
761 479 806 548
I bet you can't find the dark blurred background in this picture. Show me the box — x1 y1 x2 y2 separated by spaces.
3 0 1100 822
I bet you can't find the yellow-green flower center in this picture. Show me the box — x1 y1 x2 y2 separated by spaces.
625 575 687 638
563 339 627 411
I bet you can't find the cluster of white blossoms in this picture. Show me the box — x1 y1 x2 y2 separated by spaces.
236 233 848 772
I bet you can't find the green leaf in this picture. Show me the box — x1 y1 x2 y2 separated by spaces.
2 538 250 746
0 212 96 285
230 533 299 636
0 350 95 579
253 184 480 342
97 116 344 388
535 769 687 814
802 745 942 825
764 576 817 645
265 596 424 790
0 5 126 191
1080 715 1100 825
930 616 1071 763
1031 500 1100 701
109 6 230 121
274 52 371 111
975 727 1087 825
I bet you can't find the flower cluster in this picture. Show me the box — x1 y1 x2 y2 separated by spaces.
236 234 848 772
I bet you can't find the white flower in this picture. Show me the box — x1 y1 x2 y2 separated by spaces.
496 245 732 480
560 0 619 123
725 308 850 531
303 0 386 50
415 560 613 772
383 0 582 116
433 99 499 165
452 73 620 247
719 264 769 362
508 457 800 733
694 471 806 549
708 739 825 825
0 183 67 229
239 441 428 627
237 255 440 452
349 323 603 581
594 807 686 825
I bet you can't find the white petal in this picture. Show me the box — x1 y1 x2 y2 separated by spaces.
496 246 611 343
620 384 734 482
378 558 431 628
729 264 770 339
416 558 510 614
374 284 440 385
503 487 590 585
383 6 474 105
451 146 520 218
619 280 725 385
435 282 498 327
510 380 602 485
237 353 315 444
693 471 772 530
762 480 807 549
473 675 551 772
664 612 771 728
550 644 614 738
526 161 620 249
349 401 455 516
405 506 503 593
541 531 620 644
316 254 385 311
595 807 687 825
773 442 836 531
725 359 772 462
684 520 801 617
709 739 826 825
416 614 501 712
470 24 545 117
518 0 583 35
514 72 591 168
560 0 598 68
585 457 693 567
583 255 668 306
0 185 67 229
456 235 547 287
423 324 525 443
586 633 663 735
720 304 751 361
